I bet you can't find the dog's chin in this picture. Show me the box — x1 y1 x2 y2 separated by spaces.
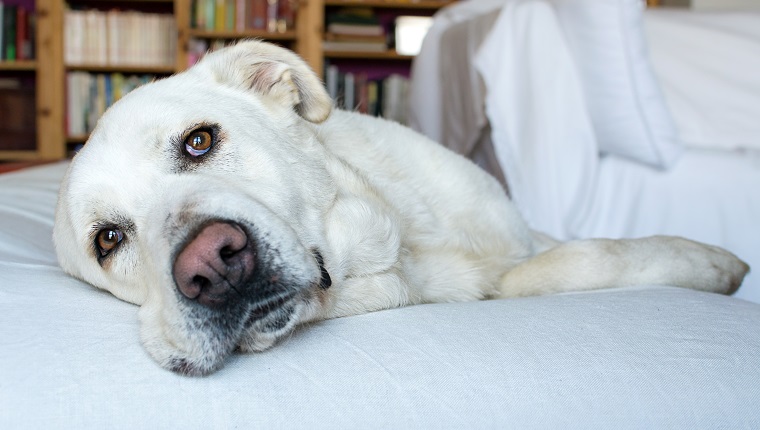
162 297 305 377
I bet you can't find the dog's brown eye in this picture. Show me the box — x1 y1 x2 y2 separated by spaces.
185 130 213 157
96 228 123 256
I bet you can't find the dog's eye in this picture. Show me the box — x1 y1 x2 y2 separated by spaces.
96 228 124 257
185 130 213 157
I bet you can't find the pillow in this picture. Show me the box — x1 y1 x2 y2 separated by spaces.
549 0 683 168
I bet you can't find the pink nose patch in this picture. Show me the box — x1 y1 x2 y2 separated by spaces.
172 222 256 308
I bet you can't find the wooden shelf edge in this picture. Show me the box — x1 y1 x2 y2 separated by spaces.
0 150 45 161
324 0 454 9
188 29 298 40
0 61 38 71
324 49 414 60
66 64 177 74
67 135 89 144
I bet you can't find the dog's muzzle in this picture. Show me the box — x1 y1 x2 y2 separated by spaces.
173 221 256 308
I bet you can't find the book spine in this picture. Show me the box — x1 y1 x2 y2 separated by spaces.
0 3 5 61
251 0 266 30
15 6 25 60
205 0 215 31
235 0 245 31
266 0 277 33
344 72 354 111
225 0 235 31
215 0 225 31
4 4 16 61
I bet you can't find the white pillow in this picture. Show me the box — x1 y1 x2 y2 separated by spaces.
549 0 683 168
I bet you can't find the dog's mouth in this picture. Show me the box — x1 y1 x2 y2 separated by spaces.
168 289 306 376
244 291 300 332
165 227 330 376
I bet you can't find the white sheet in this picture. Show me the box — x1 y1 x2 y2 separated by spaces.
645 9 760 151
408 0 508 146
2 158 760 428
576 149 760 303
474 1 760 304
474 0 598 239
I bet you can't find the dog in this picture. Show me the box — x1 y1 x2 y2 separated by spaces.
53 40 749 376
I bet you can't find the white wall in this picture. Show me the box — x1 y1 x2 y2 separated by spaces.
661 0 760 8
693 0 760 8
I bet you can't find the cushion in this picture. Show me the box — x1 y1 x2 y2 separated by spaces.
2 163 760 427
549 0 683 168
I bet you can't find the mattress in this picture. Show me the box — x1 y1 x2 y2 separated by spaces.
2 162 760 428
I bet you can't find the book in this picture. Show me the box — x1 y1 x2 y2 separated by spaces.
322 66 409 123
3 4 16 61
249 0 267 30
64 10 176 67
322 40 386 52
15 6 25 60
343 72 354 110
0 2 4 61
235 0 246 31
215 0 225 30
324 32 386 43
0 81 36 150
66 72 154 136
190 0 294 32
326 23 383 37
266 0 277 32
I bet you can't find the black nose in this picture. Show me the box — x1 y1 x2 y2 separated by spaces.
172 222 256 308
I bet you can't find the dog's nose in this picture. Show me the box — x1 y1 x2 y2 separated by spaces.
172 222 255 308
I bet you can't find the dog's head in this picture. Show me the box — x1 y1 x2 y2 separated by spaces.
53 41 336 375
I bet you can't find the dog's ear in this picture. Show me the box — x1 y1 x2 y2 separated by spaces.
198 40 332 123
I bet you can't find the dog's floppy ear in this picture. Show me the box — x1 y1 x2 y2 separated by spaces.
199 40 332 123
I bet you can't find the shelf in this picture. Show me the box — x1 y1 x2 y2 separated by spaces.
0 150 42 161
324 0 455 9
188 29 298 40
0 61 37 71
324 50 414 60
66 64 177 74
67 135 89 144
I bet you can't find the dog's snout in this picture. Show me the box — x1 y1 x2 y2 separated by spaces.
173 222 255 308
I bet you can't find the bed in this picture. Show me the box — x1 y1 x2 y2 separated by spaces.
2 0 760 423
409 0 760 304
1 148 760 427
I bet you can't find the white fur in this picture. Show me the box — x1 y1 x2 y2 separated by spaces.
53 41 749 375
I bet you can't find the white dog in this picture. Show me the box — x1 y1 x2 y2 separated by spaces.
53 41 749 375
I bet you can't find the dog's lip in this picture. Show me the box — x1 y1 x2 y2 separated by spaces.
245 292 298 325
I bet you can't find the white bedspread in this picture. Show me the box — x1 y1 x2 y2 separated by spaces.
2 158 760 428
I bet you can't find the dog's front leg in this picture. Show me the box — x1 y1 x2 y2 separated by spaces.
497 236 749 298
319 193 412 318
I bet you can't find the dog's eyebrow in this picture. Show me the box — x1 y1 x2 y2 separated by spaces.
88 213 136 238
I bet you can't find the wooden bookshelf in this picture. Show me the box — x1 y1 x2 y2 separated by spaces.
0 0 66 161
0 0 448 161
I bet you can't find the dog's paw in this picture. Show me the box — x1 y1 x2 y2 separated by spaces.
671 237 750 295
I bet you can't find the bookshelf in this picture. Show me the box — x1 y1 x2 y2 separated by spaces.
321 0 453 121
0 0 450 161
0 0 64 160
